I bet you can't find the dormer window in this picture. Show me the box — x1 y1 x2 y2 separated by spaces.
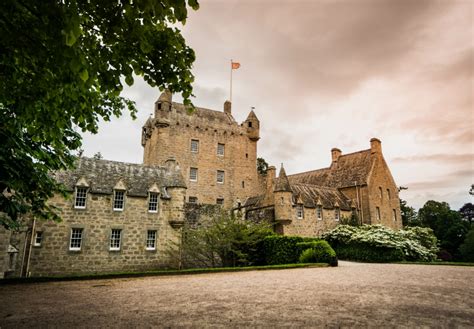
148 192 159 213
113 190 125 211
74 187 88 209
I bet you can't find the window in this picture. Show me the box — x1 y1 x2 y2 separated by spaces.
296 205 304 219
317 206 323 220
34 231 43 247
376 207 381 221
217 143 225 156
148 192 159 212
280 197 284 205
393 209 397 221
217 170 225 184
245 153 248 159
189 196 198 204
157 103 162 110
74 187 87 209
379 187 383 199
216 198 224 205
146 230 157 250
248 121 252 128
335 208 340 221
387 189 391 200
110 229 122 250
242 181 245 188
113 190 125 211
190 139 199 153
190 167 198 182
69 228 83 250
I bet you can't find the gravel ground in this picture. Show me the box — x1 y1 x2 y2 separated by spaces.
1 261 473 328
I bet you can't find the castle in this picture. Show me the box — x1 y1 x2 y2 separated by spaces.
1 90 401 278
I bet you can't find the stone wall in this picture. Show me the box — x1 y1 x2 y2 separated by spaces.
0 227 11 278
28 187 185 276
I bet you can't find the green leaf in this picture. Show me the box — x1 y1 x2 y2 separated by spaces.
79 69 89 82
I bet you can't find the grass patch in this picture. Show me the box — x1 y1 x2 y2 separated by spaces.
0 263 328 285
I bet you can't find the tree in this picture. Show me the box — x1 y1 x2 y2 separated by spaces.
400 199 418 226
459 229 474 261
257 157 269 175
418 200 470 259
459 203 474 225
0 0 199 229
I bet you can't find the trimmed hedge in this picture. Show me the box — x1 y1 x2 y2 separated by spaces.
333 244 405 263
262 236 321 265
299 241 338 266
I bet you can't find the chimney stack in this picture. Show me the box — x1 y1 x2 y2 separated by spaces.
331 148 342 164
266 166 276 190
370 138 382 154
224 100 232 115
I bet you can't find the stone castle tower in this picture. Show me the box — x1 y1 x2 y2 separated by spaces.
142 90 261 208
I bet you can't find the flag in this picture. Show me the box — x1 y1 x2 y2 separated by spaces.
232 62 241 69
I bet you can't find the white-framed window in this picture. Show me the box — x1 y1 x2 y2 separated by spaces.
387 189 391 200
113 190 125 211
146 230 157 250
296 205 304 219
376 207 381 221
190 139 199 153
335 208 340 221
189 196 198 204
393 209 397 221
148 192 159 213
110 229 122 250
74 187 87 209
217 143 225 156
216 198 224 205
69 228 83 250
317 206 323 220
217 170 225 184
34 231 43 246
189 167 198 182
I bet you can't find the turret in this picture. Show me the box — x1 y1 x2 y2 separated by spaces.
274 164 293 223
153 89 171 127
244 110 260 141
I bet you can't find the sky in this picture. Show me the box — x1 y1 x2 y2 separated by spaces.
81 0 474 211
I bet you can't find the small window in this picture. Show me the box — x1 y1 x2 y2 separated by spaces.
113 190 125 211
146 230 157 250
335 208 340 221
74 187 87 209
242 181 245 188
280 197 284 205
296 205 304 219
190 167 198 182
387 189 391 200
217 170 225 184
189 196 198 204
34 231 43 247
376 207 381 221
69 228 83 251
157 103 162 110
245 153 248 159
248 121 252 128
317 206 323 220
379 187 383 199
217 143 225 156
393 209 397 221
190 139 199 153
148 192 159 213
110 229 122 250
216 198 224 205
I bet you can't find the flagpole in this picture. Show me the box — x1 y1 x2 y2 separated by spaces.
230 59 233 102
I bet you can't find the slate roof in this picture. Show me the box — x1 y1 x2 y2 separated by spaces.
171 102 236 125
291 183 352 210
274 166 291 192
288 149 373 188
53 157 186 197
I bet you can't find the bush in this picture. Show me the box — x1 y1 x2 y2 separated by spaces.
459 229 474 262
299 241 338 266
323 225 439 262
262 235 305 265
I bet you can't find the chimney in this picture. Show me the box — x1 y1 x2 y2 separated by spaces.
266 166 276 190
370 138 382 154
224 100 232 115
331 148 342 164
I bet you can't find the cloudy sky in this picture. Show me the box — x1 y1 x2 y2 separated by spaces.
82 0 473 211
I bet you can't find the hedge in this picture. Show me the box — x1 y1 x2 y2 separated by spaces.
262 235 321 265
299 240 338 266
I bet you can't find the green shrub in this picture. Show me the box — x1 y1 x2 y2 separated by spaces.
262 235 321 265
298 241 338 266
323 224 438 262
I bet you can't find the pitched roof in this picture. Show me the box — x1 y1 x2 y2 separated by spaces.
53 157 186 197
291 183 352 210
274 166 291 192
288 149 373 188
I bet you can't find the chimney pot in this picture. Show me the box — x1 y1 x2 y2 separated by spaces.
224 100 232 115
331 148 342 163
370 138 382 154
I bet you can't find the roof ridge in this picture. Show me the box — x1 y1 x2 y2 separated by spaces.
291 182 339 191
288 167 330 177
338 148 371 157
79 157 167 171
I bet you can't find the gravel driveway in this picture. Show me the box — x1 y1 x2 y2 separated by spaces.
1 261 473 328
